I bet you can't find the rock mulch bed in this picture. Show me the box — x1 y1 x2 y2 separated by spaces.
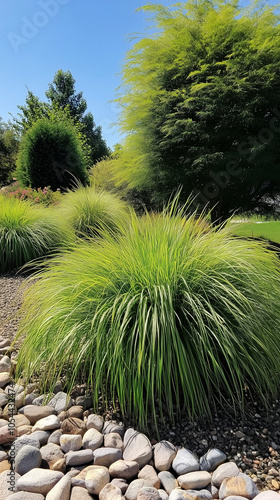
0 379 279 500
1 271 280 498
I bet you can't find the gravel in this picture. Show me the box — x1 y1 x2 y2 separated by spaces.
1 270 280 493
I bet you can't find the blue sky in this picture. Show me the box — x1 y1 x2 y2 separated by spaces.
0 0 172 148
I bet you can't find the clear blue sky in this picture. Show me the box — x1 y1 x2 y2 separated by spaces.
0 0 172 148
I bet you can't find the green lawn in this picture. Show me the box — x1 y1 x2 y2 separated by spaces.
230 221 280 244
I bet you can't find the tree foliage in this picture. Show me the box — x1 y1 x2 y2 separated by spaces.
15 70 109 165
116 0 280 222
17 117 89 190
0 120 19 187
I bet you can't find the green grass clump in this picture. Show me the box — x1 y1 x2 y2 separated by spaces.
0 195 74 271
58 186 131 238
16 207 280 427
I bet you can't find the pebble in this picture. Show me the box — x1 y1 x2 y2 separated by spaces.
200 448 226 471
49 392 74 413
177 470 211 489
158 471 178 494
87 413 104 432
70 486 93 499
125 479 152 500
20 404 56 424
137 486 161 499
123 428 153 467
103 420 125 437
45 474 72 500
219 472 259 499
154 440 177 471
93 446 122 467
85 466 110 495
172 448 200 475
60 434 83 453
99 482 124 500
82 427 103 450
109 459 139 479
0 356 11 374
104 431 123 449
14 444 42 474
32 414 61 432
65 448 93 466
212 461 240 488
138 464 161 488
16 468 64 496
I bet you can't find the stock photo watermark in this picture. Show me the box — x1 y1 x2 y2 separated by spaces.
7 382 17 493
7 0 71 54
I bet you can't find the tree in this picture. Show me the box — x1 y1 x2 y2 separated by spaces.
116 0 280 223
15 70 109 165
46 70 109 163
0 119 19 187
17 118 89 190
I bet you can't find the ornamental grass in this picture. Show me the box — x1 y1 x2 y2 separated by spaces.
16 205 280 427
0 195 73 272
58 186 130 239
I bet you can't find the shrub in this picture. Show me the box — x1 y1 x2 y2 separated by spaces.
16 118 89 191
16 207 280 427
5 184 62 206
59 186 131 238
0 196 74 272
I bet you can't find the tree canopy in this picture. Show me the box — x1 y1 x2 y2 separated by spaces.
115 0 280 222
15 70 109 165
0 119 19 187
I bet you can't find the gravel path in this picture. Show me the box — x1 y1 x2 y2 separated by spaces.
1 271 280 493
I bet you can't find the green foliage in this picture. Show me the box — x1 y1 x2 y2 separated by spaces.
0 120 20 187
0 196 74 272
16 206 280 427
15 70 109 164
116 0 280 222
16 118 89 191
4 183 62 206
59 186 131 238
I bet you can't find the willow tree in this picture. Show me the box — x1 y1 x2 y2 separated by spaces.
116 0 280 222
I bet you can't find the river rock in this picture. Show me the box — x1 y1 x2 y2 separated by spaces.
172 448 199 475
93 447 122 467
177 471 211 490
109 459 139 479
6 493 45 500
82 428 103 450
85 466 110 495
158 471 178 494
103 420 125 437
49 392 74 413
123 428 152 467
104 432 123 449
125 479 152 500
87 413 104 432
61 417 86 436
45 474 71 500
138 464 160 488
32 414 61 432
219 473 259 499
137 486 161 499
16 468 64 495
111 478 128 493
65 449 93 466
0 372 11 388
60 434 82 453
154 440 177 471
200 449 226 471
15 444 42 475
254 493 280 499
212 462 240 488
48 429 63 445
20 405 56 425
31 430 50 445
99 482 124 500
70 486 93 499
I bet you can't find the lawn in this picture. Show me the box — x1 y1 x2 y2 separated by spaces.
230 221 280 244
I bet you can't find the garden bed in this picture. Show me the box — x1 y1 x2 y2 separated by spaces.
1 271 280 494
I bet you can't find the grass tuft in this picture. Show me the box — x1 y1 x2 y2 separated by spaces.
58 186 131 239
16 206 280 427
0 195 74 272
